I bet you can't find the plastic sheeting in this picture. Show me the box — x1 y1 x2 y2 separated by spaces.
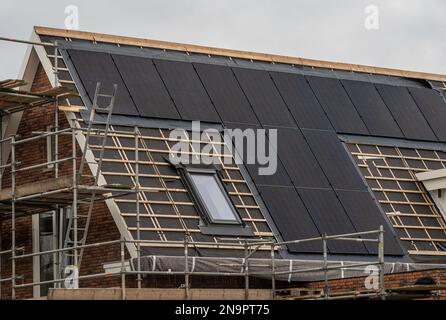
131 255 446 282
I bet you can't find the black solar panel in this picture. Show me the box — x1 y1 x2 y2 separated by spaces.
302 129 367 191
153 59 221 122
224 123 293 187
257 185 322 253
297 188 368 254
67 49 138 115
112 54 180 119
275 127 330 188
270 72 333 130
342 80 403 138
306 76 368 135
232 68 296 127
336 190 404 256
194 63 259 125
408 87 446 142
376 84 437 141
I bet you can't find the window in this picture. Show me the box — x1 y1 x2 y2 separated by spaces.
180 167 253 236
39 213 54 296
189 170 239 224
32 212 55 297
32 208 70 297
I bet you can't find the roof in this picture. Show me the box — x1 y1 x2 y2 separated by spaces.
34 26 446 83
31 26 446 261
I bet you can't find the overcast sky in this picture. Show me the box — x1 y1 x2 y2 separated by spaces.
0 0 445 79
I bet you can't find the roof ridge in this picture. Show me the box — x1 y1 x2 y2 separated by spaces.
34 26 446 82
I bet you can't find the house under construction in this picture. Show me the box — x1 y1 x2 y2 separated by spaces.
1 26 446 300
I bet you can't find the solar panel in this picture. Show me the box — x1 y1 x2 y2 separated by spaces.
270 72 333 130
376 84 437 141
306 76 368 135
153 59 221 122
275 127 330 188
342 80 403 138
194 63 259 125
408 87 446 142
112 54 180 119
67 49 138 115
336 190 404 255
302 129 367 191
297 188 368 254
257 185 322 253
224 122 293 187
232 68 297 127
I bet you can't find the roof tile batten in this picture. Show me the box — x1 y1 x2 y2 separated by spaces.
34 26 446 83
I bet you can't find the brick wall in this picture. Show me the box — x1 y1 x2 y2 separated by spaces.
305 268 446 299
0 63 122 299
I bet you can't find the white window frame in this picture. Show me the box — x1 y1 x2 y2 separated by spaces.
181 167 242 225
32 211 58 298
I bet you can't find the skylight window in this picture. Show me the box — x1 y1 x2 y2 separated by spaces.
179 166 253 236
189 171 239 224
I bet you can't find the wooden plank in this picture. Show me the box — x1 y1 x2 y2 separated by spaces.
34 26 446 82
58 105 86 112
0 176 72 200
48 288 273 300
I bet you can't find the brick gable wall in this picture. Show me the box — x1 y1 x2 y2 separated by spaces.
0 63 122 299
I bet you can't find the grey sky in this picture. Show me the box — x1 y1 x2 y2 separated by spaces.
1 0 445 79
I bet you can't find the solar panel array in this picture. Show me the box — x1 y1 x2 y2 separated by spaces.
62 46 446 256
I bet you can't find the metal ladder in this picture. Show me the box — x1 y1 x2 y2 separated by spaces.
63 82 117 271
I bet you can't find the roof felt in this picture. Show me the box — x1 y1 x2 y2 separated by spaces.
57 39 446 257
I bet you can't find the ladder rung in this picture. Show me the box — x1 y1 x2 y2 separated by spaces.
68 226 86 230
47 54 63 59
68 229 86 233
95 93 114 98
59 79 75 84
93 105 112 110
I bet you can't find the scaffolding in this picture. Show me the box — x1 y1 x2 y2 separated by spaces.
0 116 388 300
0 227 387 300
0 36 397 301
